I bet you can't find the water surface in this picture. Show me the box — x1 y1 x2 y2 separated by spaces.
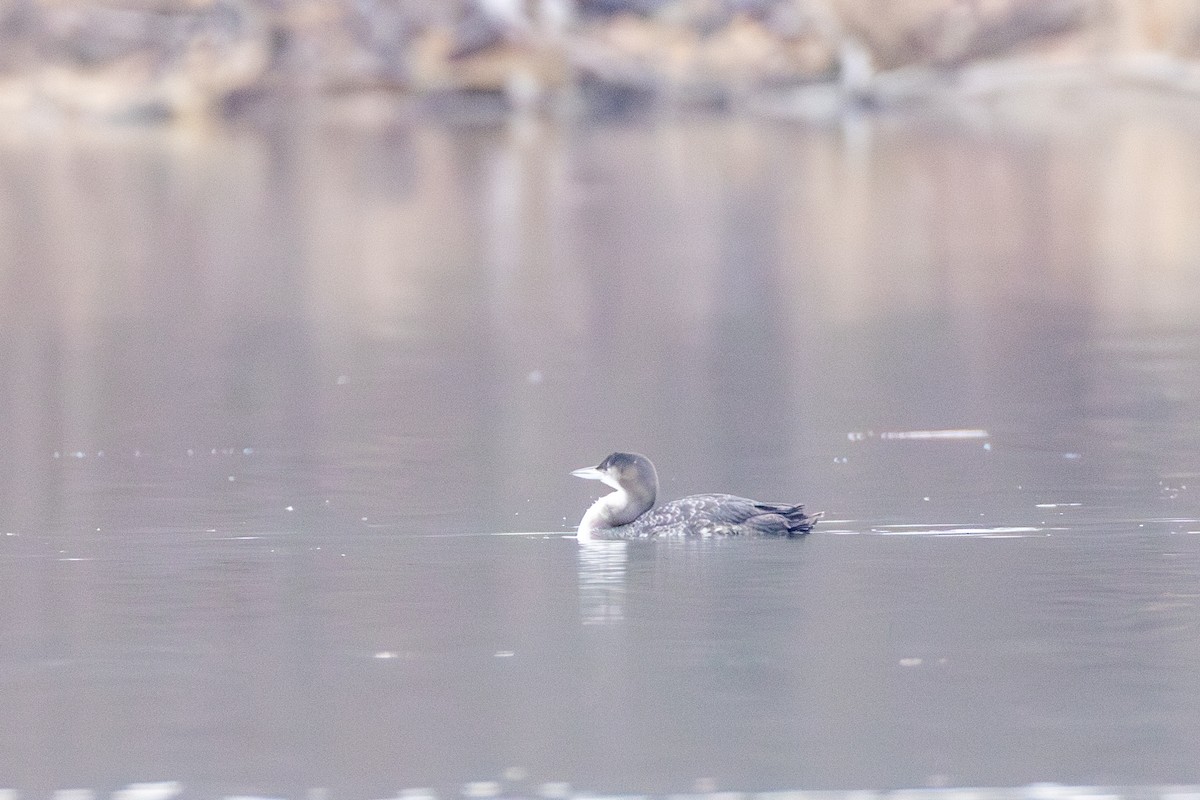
2 109 1200 796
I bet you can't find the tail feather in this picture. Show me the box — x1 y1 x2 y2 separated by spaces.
753 503 822 536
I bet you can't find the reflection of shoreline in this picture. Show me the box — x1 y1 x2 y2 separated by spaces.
7 116 1200 338
578 540 628 625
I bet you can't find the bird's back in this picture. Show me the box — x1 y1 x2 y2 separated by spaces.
619 493 817 539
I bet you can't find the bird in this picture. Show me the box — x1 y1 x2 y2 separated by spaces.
571 452 819 541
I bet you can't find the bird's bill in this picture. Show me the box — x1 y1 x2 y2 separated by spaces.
571 466 606 481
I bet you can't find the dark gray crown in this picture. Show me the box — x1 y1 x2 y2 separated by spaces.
598 452 643 471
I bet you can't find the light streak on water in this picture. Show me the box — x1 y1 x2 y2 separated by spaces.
846 429 991 442
880 429 990 440
871 526 1044 537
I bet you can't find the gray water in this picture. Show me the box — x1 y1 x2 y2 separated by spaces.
3 107 1200 797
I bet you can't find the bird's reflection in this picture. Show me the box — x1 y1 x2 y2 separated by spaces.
577 539 628 625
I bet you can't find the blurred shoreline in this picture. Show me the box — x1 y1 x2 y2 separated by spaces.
2 0 1200 125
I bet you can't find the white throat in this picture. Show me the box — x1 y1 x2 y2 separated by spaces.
577 482 656 541
578 489 627 541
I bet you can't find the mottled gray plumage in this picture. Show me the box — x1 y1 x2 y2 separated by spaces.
612 493 816 539
572 452 819 541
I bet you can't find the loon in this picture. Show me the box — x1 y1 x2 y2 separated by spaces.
572 452 819 541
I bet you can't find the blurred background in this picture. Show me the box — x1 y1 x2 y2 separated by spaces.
1 0 1199 121
4 1 1200 798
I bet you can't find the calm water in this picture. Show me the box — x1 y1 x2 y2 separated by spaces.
2 107 1200 796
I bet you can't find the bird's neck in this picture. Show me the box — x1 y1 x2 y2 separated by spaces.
578 486 655 540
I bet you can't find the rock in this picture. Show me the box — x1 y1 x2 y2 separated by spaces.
1 0 270 121
835 0 1099 70
570 7 835 97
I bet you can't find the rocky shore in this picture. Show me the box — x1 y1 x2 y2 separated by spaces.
1 0 1199 122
